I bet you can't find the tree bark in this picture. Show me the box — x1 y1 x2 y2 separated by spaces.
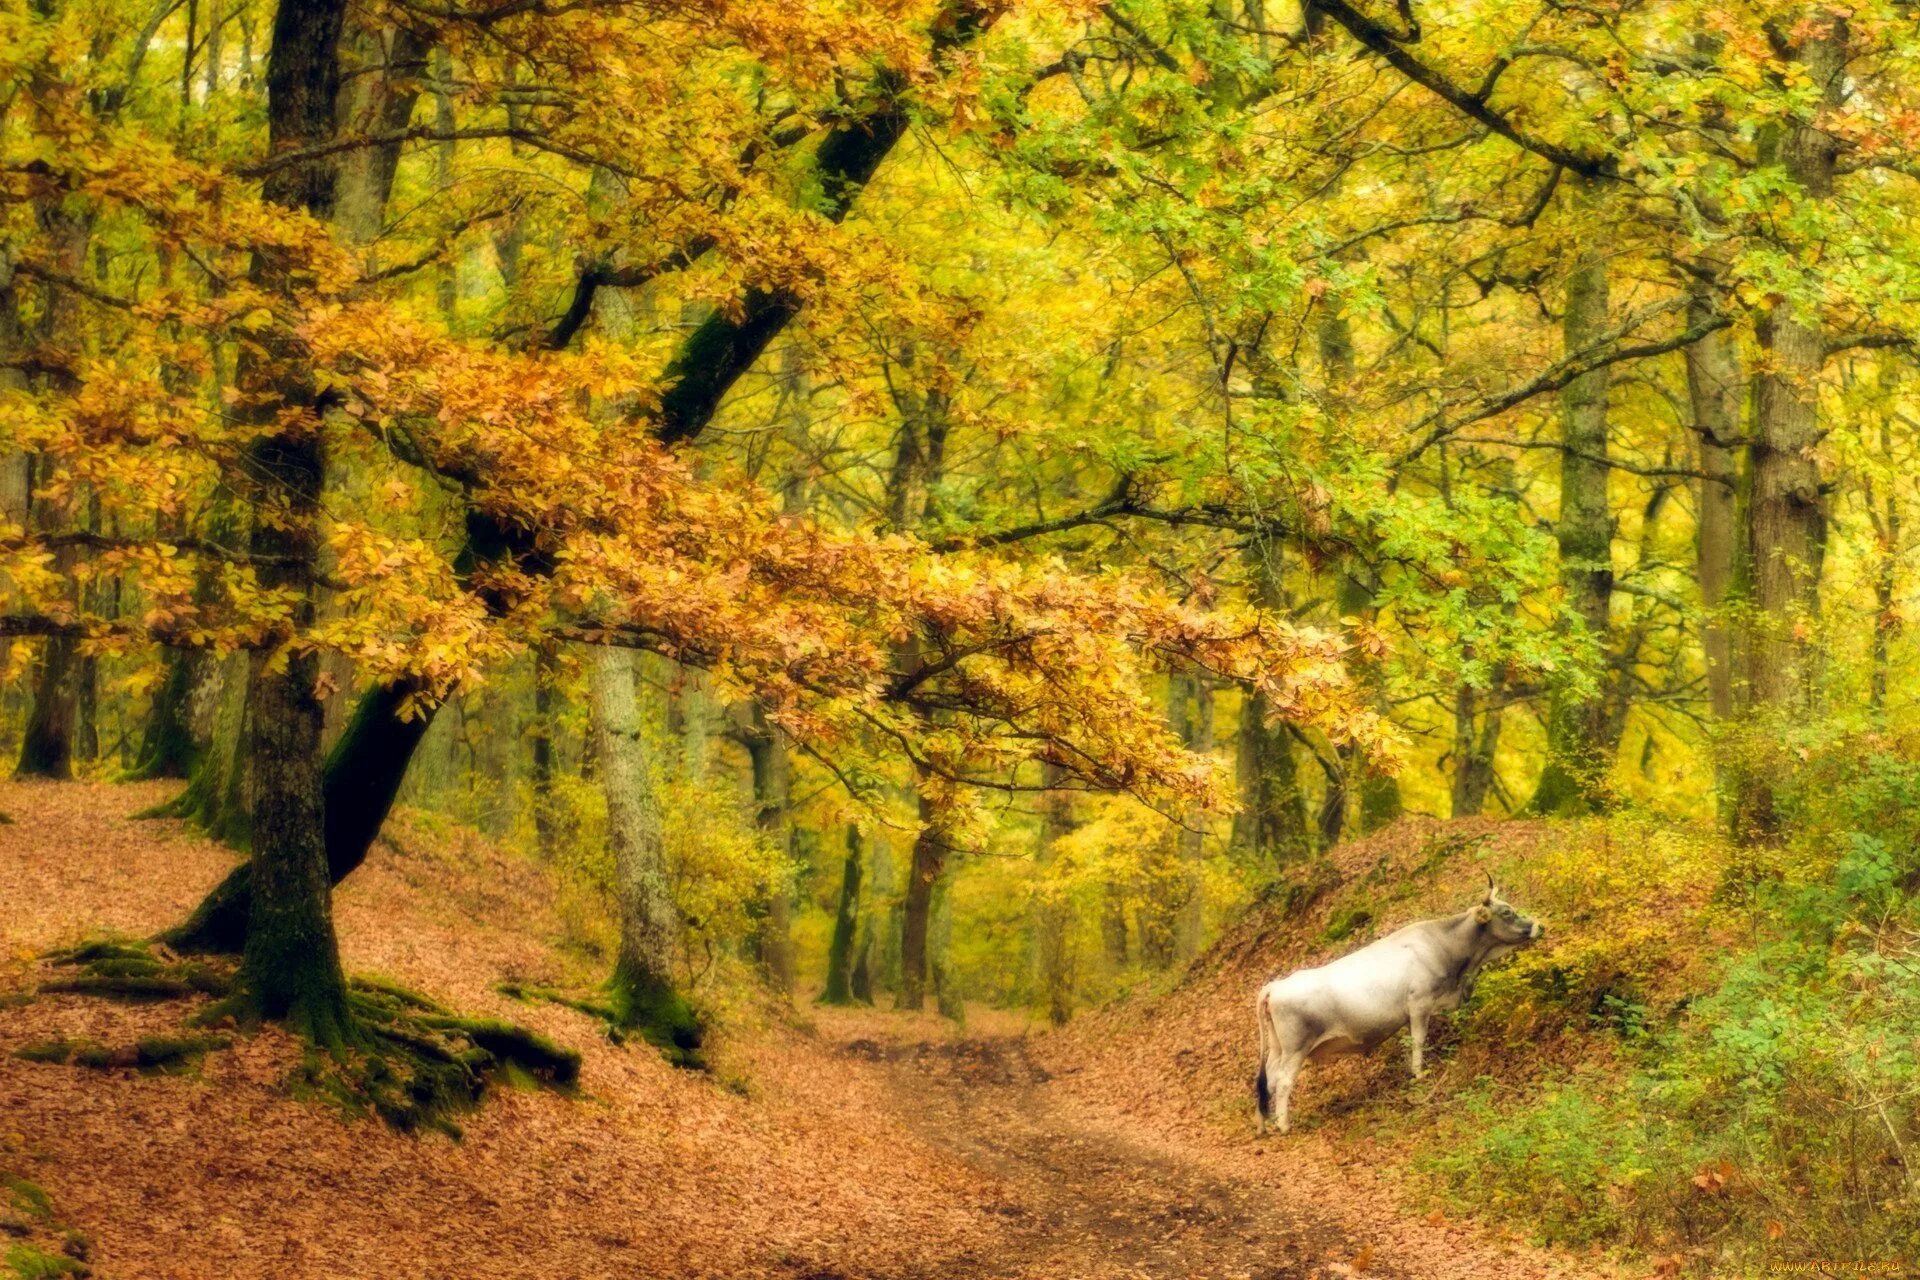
1035 763 1077 1025
822 825 865 1005
231 0 355 1043
1686 296 1742 722
1736 9 1844 838
742 701 795 998
1530 177 1617 815
590 646 700 1059
898 793 945 1012
1237 544 1313 866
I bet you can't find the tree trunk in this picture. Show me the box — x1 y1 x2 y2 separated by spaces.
1531 178 1617 815
332 26 428 248
1171 674 1210 966
16 633 78 780
1238 542 1314 865
229 0 356 1044
1736 11 1844 838
1450 664 1506 817
743 702 795 998
590 646 700 1060
898 794 945 1012
822 825 864 1005
528 643 557 856
1687 296 1742 722
1034 764 1079 1024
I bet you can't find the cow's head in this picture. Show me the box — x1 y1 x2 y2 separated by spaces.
1474 873 1544 946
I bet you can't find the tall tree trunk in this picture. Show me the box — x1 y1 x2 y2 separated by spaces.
527 643 557 856
589 646 701 1060
1736 10 1844 838
822 825 865 1005
1171 674 1211 966
1868 402 1900 715
1687 297 1742 722
1316 296 1401 840
742 702 794 998
1451 663 1506 817
1035 763 1077 1026
332 26 428 249
898 793 945 1012
1099 886 1129 967
1238 543 1313 866
231 0 355 1042
1531 179 1617 815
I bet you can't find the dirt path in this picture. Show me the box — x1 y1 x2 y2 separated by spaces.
845 1034 1394 1280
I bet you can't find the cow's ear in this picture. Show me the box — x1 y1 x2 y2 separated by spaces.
1474 905 1492 924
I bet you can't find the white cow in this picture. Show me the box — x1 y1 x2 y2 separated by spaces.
1254 876 1544 1134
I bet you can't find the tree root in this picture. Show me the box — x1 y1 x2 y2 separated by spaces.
30 939 581 1136
494 981 628 1042
37 938 230 1003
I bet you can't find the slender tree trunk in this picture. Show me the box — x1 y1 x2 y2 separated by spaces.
743 702 794 998
1687 298 1742 722
1451 662 1506 818
1736 11 1844 839
528 643 557 856
898 793 945 1012
589 647 700 1059
1238 541 1314 865
1035 763 1077 1026
1172 674 1211 966
1531 178 1617 815
821 825 864 1005
332 26 428 249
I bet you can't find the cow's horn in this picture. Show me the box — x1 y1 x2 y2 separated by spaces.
1483 870 1496 902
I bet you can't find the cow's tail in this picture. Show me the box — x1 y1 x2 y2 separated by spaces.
1254 989 1273 1122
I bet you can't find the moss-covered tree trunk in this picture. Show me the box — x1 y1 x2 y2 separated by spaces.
131 648 203 780
1530 178 1618 816
16 633 78 780
590 646 700 1061
1316 298 1399 842
1735 14 1843 840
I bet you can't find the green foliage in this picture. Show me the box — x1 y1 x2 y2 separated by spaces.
1413 739 1920 1272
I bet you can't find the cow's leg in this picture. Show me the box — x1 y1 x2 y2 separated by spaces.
1270 1048 1306 1135
1407 1004 1429 1079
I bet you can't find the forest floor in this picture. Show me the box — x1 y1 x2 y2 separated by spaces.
0 781 1618 1279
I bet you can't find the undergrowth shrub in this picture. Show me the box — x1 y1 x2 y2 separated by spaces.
1412 733 1920 1276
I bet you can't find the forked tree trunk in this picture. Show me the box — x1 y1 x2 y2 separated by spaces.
589 647 700 1060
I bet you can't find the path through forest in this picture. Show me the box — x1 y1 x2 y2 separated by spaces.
846 1033 1394 1280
